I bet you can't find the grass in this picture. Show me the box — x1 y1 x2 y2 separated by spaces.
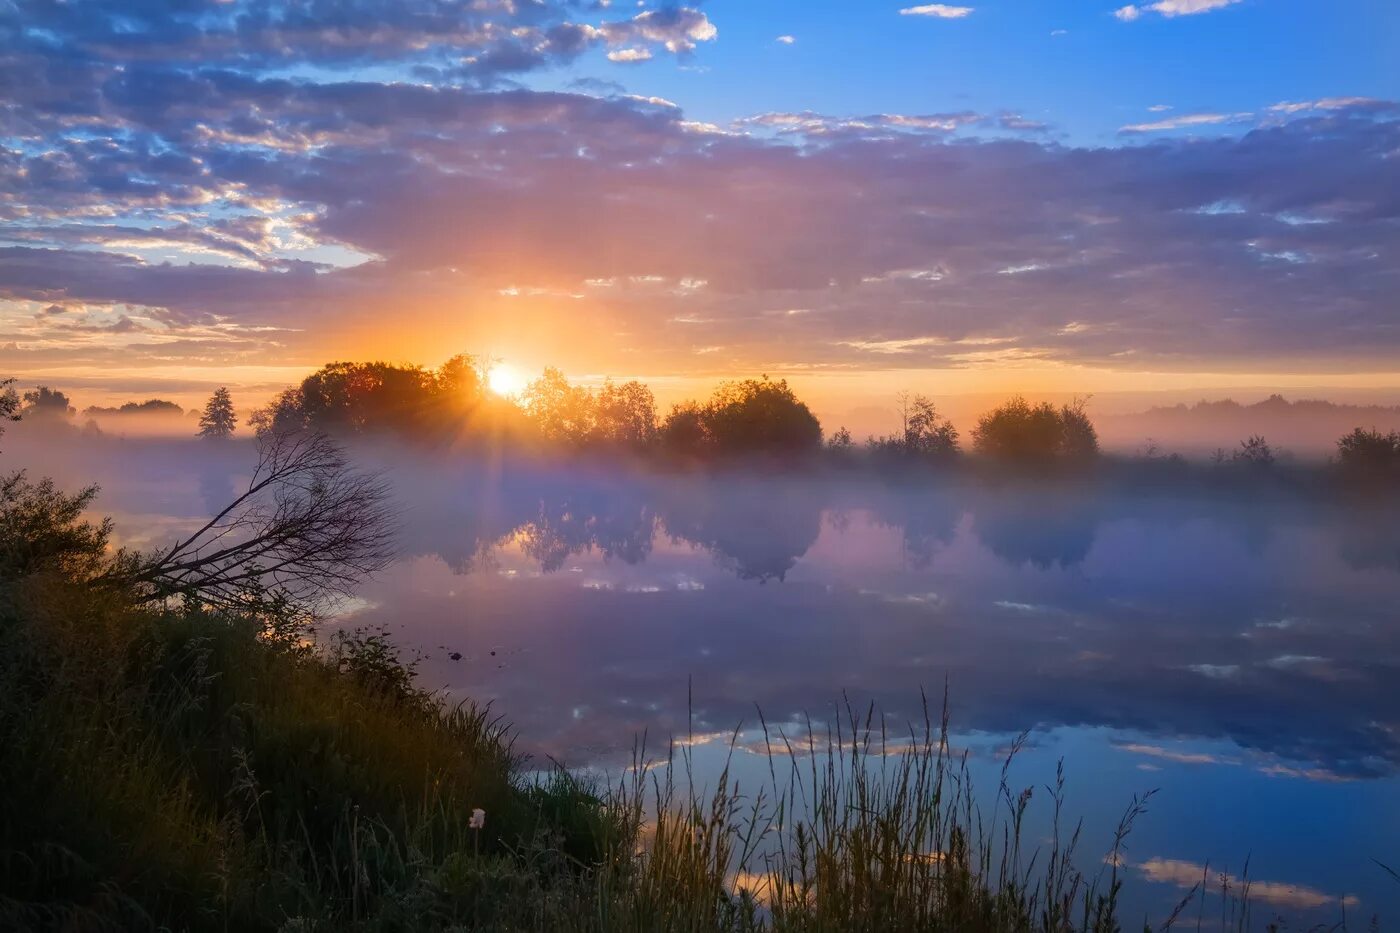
0 473 1338 931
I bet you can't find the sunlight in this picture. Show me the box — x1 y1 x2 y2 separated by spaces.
487 362 527 397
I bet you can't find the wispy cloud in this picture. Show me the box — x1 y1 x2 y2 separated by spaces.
1268 96 1393 114
900 4 974 19
1135 858 1359 910
775 34 796 45
1119 111 1253 133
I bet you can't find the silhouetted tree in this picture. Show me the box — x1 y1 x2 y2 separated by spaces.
84 399 185 418
701 376 822 458
121 431 395 612
870 393 959 463
1233 435 1275 468
1059 397 1099 461
0 378 18 447
198 387 237 439
21 386 75 423
659 401 710 458
971 396 1098 466
594 379 658 450
1336 427 1400 478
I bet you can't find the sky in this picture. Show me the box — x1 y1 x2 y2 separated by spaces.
1 0 1398 416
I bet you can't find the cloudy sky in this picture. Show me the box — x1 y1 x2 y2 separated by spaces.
1 0 1398 411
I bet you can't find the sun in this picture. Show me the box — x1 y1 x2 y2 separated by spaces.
487 362 528 398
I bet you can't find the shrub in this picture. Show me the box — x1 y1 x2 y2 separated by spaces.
971 396 1098 467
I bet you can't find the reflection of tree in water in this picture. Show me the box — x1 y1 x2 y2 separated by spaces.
518 490 656 572
971 489 1099 568
659 481 822 582
868 487 961 569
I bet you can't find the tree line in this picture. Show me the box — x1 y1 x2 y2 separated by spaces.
6 362 1400 478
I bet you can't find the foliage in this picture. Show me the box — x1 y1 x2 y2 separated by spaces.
1232 434 1276 468
83 399 185 418
197 387 237 439
0 378 18 445
19 386 75 422
971 396 1098 467
1336 427 1400 478
659 377 823 460
869 393 960 464
247 356 508 443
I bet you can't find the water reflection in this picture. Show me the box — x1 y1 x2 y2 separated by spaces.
365 464 1400 788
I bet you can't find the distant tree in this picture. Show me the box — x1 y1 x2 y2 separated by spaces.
971 395 1097 467
21 386 75 422
1335 427 1400 478
84 399 185 418
701 376 822 458
594 379 658 449
198 387 237 439
1232 435 1275 468
827 426 853 451
523 367 596 446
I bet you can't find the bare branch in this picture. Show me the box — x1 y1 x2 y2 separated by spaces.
125 431 397 613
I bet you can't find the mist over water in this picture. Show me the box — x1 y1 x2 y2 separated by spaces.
9 429 1400 921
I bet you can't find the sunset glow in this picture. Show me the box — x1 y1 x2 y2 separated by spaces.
486 363 528 399
0 0 1394 420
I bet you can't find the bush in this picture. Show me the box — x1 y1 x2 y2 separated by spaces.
1336 427 1400 478
971 396 1098 467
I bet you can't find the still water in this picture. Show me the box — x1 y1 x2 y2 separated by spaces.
77 444 1400 923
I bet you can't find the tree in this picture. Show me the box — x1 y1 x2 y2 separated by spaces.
1058 397 1099 461
701 376 822 458
0 378 18 447
1232 435 1275 468
21 386 75 422
594 379 658 449
198 387 237 439
971 395 1097 467
523 367 596 446
1336 427 1400 478
659 401 710 459
121 431 395 613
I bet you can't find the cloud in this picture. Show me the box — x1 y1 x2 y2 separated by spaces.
607 48 653 63
1134 858 1359 910
1 2 1398 381
1119 111 1253 133
776 35 796 45
900 5 975 19
1116 0 1242 19
1268 96 1394 115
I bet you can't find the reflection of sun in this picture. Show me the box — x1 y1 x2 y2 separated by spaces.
487 362 527 397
